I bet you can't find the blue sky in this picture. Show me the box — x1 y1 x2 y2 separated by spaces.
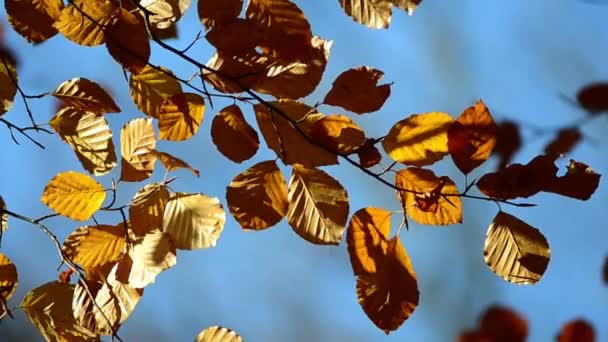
1 1 607 341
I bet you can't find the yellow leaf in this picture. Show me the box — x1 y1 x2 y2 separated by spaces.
0 52 17 116
393 0 422 15
448 100 497 174
0 196 8 233
382 112 454 166
162 193 226 250
254 100 337 167
63 224 126 281
395 167 462 225
356 236 419 334
323 66 391 114
158 92 205 141
129 183 170 237
0 253 18 304
129 65 183 118
310 114 366 154
211 104 259 163
347 207 391 276
21 281 98 341
139 0 190 30
50 107 117 176
339 0 393 29
484 211 550 285
120 118 157 182
41 171 106 221
152 150 200 177
195 326 243 342
287 165 349 245
105 8 150 75
198 0 243 30
53 0 115 46
5 0 63 43
226 160 288 230
51 77 120 114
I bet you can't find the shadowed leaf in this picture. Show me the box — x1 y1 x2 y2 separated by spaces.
5 0 63 43
211 104 259 163
323 66 391 114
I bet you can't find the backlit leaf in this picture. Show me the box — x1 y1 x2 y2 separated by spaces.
558 319 595 342
120 118 157 182
577 82 608 114
162 193 226 250
543 128 581 157
50 107 117 176
195 326 243 342
158 92 205 141
357 236 418 334
53 0 115 46
152 150 200 177
286 165 349 245
392 0 422 15
484 211 550 285
5 0 63 43
129 65 183 118
395 168 462 225
339 0 393 29
0 253 18 303
205 18 266 56
383 112 453 166
347 207 391 276
202 52 265 94
52 77 120 114
106 8 150 75
310 114 366 154
226 160 288 230
211 104 259 163
0 51 17 116
254 100 337 167
198 0 243 30
357 139 382 168
140 0 191 30
129 183 170 237
323 66 391 114
0 196 8 233
41 171 106 221
448 100 497 174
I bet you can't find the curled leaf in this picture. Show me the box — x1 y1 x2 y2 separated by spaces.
152 150 200 177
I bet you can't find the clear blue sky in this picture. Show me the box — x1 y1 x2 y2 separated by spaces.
1 1 607 341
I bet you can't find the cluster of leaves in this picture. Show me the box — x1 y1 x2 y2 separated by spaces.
0 0 603 340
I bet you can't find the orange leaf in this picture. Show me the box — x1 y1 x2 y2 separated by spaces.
211 104 259 163
558 319 595 342
5 0 63 43
310 114 366 154
357 139 382 168
346 207 391 276
205 18 265 56
158 93 205 141
198 0 243 31
479 306 528 342
105 8 150 75
152 150 200 177
323 66 391 114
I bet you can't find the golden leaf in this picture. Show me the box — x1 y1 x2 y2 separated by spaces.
447 100 497 174
5 0 63 43
41 171 106 221
310 114 366 154
484 211 550 285
0 253 18 304
51 77 120 114
346 207 391 276
286 165 349 245
50 107 117 176
129 65 183 118
162 193 226 250
382 112 453 166
323 66 391 114
392 0 422 15
158 92 205 141
120 118 157 182
195 326 243 342
198 0 243 30
202 52 266 94
0 52 17 116
0 196 8 233
62 224 126 281
21 281 98 341
129 183 170 237
254 100 337 167
339 0 393 29
152 150 200 177
139 0 191 30
105 8 150 75
356 237 419 334
211 104 259 163
53 0 115 46
395 167 462 225
226 160 288 230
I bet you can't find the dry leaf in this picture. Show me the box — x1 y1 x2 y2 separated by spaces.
339 0 392 29
129 65 183 118
158 92 205 141
357 139 382 168
226 160 288 230
543 128 582 157
484 211 550 285
383 112 454 166
347 207 391 276
140 0 191 30
395 168 462 225
198 0 243 30
120 118 157 182
286 165 349 245
392 0 422 15
162 193 226 250
0 196 8 233
205 18 266 56
106 8 150 75
558 319 595 342
51 77 120 114
0 51 17 116
53 0 115 46
195 326 243 342
493 120 521 170
0 253 18 305
323 66 391 114
202 51 266 94
129 183 170 237
41 171 106 221
577 82 608 114
310 114 366 154
211 104 259 163
152 150 200 177
5 0 63 43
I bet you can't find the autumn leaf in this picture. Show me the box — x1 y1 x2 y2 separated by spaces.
460 305 528 342
211 104 260 163
140 0 190 30
544 127 582 157
0 51 17 116
203 52 266 94
158 92 205 141
51 77 120 114
286 165 349 245
339 0 393 29
347 207 391 276
310 114 366 154
195 326 243 342
323 66 391 114
162 193 226 250
105 8 150 75
484 211 550 285
53 0 115 46
395 168 462 225
393 0 422 15
448 100 497 174
129 65 183 118
558 319 595 342
577 82 608 114
357 139 382 168
41 171 106 221
0 196 8 233
493 120 521 170
5 0 63 44
0 253 18 309
198 0 243 31
129 183 170 237
120 118 157 182
151 150 200 177
226 160 288 230
383 112 454 166
205 18 266 56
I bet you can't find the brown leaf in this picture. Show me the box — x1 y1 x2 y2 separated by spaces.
120 118 157 182
198 0 243 30
478 305 528 342
544 159 601 200
323 66 391 114
152 150 200 177
310 114 366 154
543 128 582 157
558 319 595 342
211 104 260 163
53 0 115 46
339 0 393 29
158 92 205 141
0 253 18 304
347 207 391 276
0 51 17 116
106 8 150 75
577 82 608 114
5 0 63 43
392 0 422 15
493 120 521 170
129 65 183 118
129 183 170 237
51 77 120 114
357 139 382 168
202 52 266 94
205 18 266 56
